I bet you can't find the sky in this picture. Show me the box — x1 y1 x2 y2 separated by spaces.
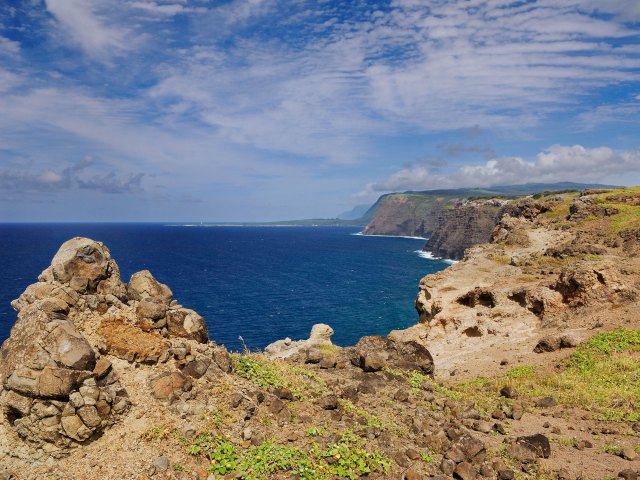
0 0 639 222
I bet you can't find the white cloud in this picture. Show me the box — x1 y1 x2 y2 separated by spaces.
357 145 640 199
45 0 127 56
129 2 185 16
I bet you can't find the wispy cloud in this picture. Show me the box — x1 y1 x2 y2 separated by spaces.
44 0 128 57
0 0 639 220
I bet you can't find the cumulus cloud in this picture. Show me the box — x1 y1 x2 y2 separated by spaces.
0 156 144 195
356 145 640 199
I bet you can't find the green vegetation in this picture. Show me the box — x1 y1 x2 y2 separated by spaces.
231 354 325 399
437 330 640 423
185 431 390 480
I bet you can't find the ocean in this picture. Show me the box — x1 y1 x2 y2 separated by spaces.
0 224 449 351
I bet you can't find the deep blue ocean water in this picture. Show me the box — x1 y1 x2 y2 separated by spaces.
0 224 448 351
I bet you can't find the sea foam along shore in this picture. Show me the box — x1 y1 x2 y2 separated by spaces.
414 249 458 264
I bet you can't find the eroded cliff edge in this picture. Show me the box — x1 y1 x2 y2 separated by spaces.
391 189 640 378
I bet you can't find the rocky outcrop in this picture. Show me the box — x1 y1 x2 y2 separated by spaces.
264 323 335 359
0 237 214 460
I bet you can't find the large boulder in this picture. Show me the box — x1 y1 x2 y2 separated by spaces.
38 238 125 297
350 336 434 375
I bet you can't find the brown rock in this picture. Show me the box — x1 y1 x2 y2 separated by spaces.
212 346 232 373
61 414 92 442
42 322 96 371
394 389 410 402
77 405 101 428
499 386 518 399
318 394 338 410
620 447 638 461
181 359 211 379
353 336 433 374
150 372 191 400
98 318 169 363
136 298 167 321
166 308 208 343
43 238 117 294
38 366 88 398
404 469 422 480
497 470 515 480
453 462 477 480
534 335 562 353
534 396 556 408
93 358 112 379
619 469 638 480
127 270 172 304
516 434 551 458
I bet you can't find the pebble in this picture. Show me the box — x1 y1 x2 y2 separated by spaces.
153 456 170 472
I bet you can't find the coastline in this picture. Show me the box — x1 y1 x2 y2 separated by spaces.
352 232 429 240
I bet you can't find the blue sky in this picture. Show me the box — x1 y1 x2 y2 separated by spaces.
0 0 639 222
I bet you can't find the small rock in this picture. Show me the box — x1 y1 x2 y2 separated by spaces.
440 458 456 475
305 348 323 364
479 464 493 477
491 409 506 420
393 389 410 402
500 359 509 366
183 425 196 438
472 421 493 434
620 446 638 461
560 333 580 348
453 462 477 480
534 396 556 408
511 404 524 420
318 394 338 410
392 451 410 468
406 448 421 460
230 392 244 408
273 388 294 401
153 456 170 472
499 386 518 399
534 335 562 353
404 470 421 480
516 434 551 459
497 470 515 480
619 469 638 480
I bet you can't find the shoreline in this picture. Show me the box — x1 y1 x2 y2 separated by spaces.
352 232 429 240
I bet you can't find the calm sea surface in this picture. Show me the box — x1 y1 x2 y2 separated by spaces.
0 224 449 351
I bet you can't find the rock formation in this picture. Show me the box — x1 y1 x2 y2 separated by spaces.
0 237 213 461
264 323 335 359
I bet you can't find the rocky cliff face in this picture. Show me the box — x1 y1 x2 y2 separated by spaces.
392 190 639 378
424 199 509 260
361 194 451 237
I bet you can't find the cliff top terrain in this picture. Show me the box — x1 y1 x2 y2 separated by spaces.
0 187 639 480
